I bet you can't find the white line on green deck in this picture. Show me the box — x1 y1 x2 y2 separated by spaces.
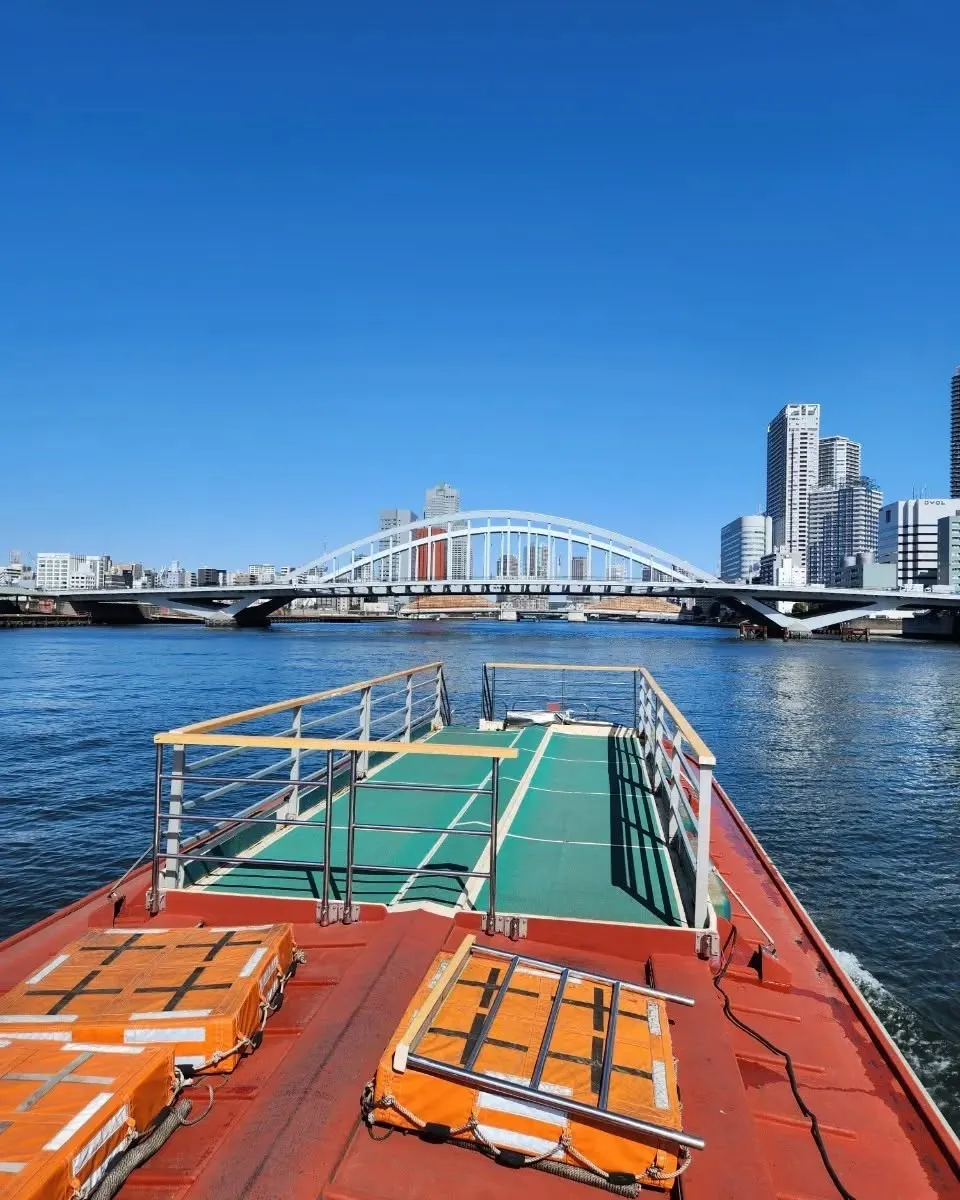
389 727 524 907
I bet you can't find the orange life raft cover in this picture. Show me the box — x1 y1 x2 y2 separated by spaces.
0 924 297 1074
0 1038 174 1200
369 938 685 1189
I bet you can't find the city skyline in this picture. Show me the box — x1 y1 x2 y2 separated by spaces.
3 7 960 571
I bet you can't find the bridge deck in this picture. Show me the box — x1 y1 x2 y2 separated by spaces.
189 724 685 927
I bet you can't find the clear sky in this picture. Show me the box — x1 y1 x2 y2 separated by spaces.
2 2 958 573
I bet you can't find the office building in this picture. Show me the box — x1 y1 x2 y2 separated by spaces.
197 567 226 587
525 543 549 578
720 515 772 582
571 555 588 580
819 436 861 487
952 368 960 499
766 404 820 565
248 564 276 585
378 509 418 582
379 508 417 531
938 515 960 589
36 553 111 591
496 554 519 578
878 499 960 587
424 483 460 519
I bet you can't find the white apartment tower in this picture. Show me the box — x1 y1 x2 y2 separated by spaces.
766 404 820 572
879 499 960 587
719 515 772 582
951 368 960 499
819 436 861 488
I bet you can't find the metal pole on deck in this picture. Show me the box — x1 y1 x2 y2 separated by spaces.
359 688 371 776
694 761 714 943
163 744 186 891
486 757 500 935
286 704 303 818
404 672 413 740
149 744 163 915
321 748 334 923
343 751 358 923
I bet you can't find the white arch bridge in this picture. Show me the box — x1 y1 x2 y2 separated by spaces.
11 509 959 634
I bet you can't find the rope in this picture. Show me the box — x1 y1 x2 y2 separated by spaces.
714 925 857 1200
88 1098 192 1200
107 844 154 900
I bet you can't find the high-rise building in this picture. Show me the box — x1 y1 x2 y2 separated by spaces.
719 515 772 582
878 499 960 587
524 544 549 578
819 436 861 487
951 368 960 499
809 478 883 585
378 509 418 582
36 553 111 591
424 483 460 519
937 515 960 589
379 508 418 531
571 555 588 580
496 554 519 578
765 404 820 570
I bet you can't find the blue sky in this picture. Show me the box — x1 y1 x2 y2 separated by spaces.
2 2 958 574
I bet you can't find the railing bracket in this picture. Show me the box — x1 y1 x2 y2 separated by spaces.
326 900 360 924
490 914 527 940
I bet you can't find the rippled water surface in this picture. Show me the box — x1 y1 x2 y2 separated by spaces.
1 621 958 1127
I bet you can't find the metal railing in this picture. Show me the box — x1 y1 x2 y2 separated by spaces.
481 661 643 727
148 662 518 930
635 668 716 945
479 662 717 947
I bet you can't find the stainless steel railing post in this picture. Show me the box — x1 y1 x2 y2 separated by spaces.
285 704 303 818
359 688 371 776
486 757 500 935
404 672 413 740
148 743 163 915
694 761 714 935
162 744 186 890
321 748 334 924
343 750 358 923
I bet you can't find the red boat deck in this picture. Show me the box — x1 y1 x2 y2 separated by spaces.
1 774 957 1200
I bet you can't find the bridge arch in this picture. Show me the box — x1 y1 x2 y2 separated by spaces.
293 510 715 586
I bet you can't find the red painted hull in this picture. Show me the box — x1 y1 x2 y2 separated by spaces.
1 775 957 1200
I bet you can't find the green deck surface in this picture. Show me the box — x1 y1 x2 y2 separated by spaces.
192 723 684 927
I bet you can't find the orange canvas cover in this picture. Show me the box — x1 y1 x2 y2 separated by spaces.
0 924 297 1074
370 942 685 1189
0 1038 174 1200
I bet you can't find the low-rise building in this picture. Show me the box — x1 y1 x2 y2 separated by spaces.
838 553 896 589
197 567 226 587
937 515 960 590
36 553 111 591
758 550 806 586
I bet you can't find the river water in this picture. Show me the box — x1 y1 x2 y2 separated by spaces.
0 620 957 1127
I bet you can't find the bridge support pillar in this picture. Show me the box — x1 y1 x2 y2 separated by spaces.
67 600 149 625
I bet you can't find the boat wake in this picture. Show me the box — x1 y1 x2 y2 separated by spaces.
832 948 960 1133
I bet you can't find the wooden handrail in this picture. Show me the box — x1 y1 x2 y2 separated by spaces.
639 668 715 767
154 732 518 759
484 662 641 673
166 662 443 736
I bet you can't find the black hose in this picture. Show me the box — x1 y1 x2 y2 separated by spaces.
714 926 857 1200
89 1098 192 1200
